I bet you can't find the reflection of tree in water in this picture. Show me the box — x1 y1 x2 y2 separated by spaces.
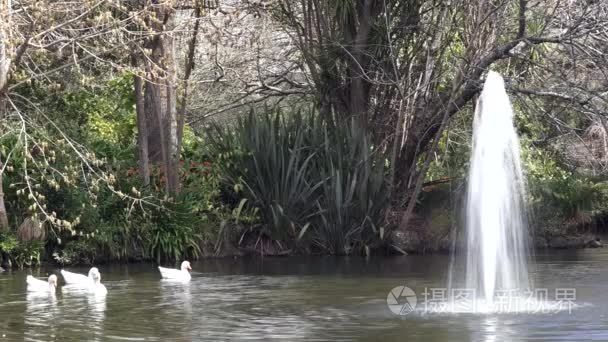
0 274 29 339
186 274 323 340
155 280 194 340
86 294 107 341
53 291 106 341
25 291 58 341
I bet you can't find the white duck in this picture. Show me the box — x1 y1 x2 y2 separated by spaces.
61 267 107 295
26 274 58 293
158 261 192 281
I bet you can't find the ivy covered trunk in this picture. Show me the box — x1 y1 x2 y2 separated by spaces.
0 166 8 231
133 72 151 187
140 3 180 195
0 0 9 231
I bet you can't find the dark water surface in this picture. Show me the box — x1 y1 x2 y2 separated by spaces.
0 249 607 341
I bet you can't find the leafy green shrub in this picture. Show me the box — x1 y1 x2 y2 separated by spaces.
10 241 43 269
147 220 201 264
0 233 42 268
52 239 96 265
535 177 607 226
3 73 228 265
136 196 203 263
311 117 388 254
205 107 388 255
54 174 217 264
0 233 19 254
525 147 608 229
206 110 322 244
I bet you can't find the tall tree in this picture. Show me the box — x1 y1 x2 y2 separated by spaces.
135 1 202 195
274 0 608 230
144 2 180 194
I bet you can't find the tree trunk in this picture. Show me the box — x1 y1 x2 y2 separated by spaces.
176 2 201 154
164 12 179 195
0 0 10 98
152 78 171 194
0 161 9 232
144 78 163 163
142 4 179 195
165 77 179 194
133 73 150 187
0 0 10 231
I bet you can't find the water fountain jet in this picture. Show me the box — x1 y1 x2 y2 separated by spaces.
434 72 577 314
464 70 530 305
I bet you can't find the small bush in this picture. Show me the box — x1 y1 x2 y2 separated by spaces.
0 233 43 268
53 239 97 265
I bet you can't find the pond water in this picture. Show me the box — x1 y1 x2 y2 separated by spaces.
0 248 607 341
